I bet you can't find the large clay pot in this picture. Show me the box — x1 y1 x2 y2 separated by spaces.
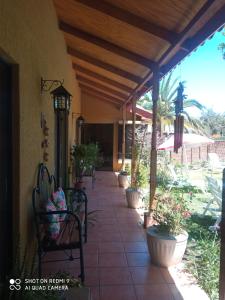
146 226 188 267
118 174 129 188
126 188 140 208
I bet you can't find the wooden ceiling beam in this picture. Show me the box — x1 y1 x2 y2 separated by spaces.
60 21 154 68
75 0 178 43
68 47 142 83
77 75 128 99
79 84 125 104
73 64 133 93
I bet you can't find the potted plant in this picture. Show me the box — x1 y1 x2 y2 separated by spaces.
146 191 190 267
71 143 99 188
118 163 130 188
126 161 149 209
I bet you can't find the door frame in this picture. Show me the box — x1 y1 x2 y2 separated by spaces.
0 49 20 275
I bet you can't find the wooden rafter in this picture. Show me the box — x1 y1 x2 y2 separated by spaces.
77 75 128 99
73 64 133 93
60 21 154 68
122 0 217 107
79 84 125 104
75 0 178 43
68 47 142 83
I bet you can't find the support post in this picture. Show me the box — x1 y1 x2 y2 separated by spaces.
131 97 137 187
121 105 126 170
149 64 160 213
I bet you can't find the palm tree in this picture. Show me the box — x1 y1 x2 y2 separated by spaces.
138 73 205 136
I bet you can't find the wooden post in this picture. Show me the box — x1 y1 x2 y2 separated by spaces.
219 169 225 300
149 64 159 212
121 105 126 170
131 97 136 187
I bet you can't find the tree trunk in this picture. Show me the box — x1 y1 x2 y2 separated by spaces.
149 65 160 214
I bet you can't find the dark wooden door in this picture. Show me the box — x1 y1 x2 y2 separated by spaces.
82 124 113 171
0 59 12 282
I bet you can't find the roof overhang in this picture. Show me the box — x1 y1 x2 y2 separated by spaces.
53 0 225 107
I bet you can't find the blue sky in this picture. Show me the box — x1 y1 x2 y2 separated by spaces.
169 30 225 115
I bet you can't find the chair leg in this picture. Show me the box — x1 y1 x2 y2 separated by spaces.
38 250 42 278
79 244 85 283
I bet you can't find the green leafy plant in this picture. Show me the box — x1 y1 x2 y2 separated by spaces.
71 143 100 182
185 215 220 300
154 191 191 235
136 162 149 188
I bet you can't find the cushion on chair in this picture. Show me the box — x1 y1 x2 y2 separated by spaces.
41 187 67 241
52 187 67 221
44 198 60 240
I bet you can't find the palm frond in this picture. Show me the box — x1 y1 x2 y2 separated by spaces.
183 99 205 110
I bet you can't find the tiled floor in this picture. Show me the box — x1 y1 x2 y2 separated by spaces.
43 171 209 300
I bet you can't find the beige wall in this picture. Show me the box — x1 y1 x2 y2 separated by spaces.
0 0 80 246
81 92 132 171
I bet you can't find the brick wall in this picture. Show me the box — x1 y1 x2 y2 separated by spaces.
169 141 225 164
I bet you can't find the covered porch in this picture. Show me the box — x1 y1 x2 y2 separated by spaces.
1 0 225 299
42 171 209 300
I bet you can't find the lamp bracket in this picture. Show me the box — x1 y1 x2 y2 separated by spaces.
41 77 64 93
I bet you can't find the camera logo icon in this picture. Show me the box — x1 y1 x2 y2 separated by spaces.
9 279 21 290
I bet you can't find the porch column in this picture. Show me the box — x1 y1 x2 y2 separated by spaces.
131 97 137 186
121 104 126 170
149 64 160 212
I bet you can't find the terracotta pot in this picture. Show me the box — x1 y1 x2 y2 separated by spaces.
118 174 129 188
125 189 140 209
146 226 188 267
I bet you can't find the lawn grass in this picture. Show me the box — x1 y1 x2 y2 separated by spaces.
185 214 220 300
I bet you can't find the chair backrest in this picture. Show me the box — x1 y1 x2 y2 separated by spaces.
205 176 222 204
208 153 221 168
32 163 56 214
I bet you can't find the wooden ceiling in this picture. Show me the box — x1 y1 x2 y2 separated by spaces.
54 0 225 108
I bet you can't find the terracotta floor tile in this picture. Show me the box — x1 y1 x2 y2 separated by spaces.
121 231 145 242
98 218 117 225
99 232 122 242
130 266 166 284
168 284 184 300
160 268 176 284
123 242 148 253
126 253 150 267
83 253 99 267
83 242 99 254
89 286 100 300
99 267 132 285
100 285 137 300
99 224 121 232
83 267 99 286
99 253 127 267
99 242 124 253
134 284 174 300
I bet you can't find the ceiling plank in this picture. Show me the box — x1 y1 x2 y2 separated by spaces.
81 89 121 108
68 47 142 83
60 21 154 68
79 84 125 104
75 0 178 43
73 64 133 93
77 75 128 99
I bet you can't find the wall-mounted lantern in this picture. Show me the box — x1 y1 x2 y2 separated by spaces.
41 77 72 112
76 115 85 127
